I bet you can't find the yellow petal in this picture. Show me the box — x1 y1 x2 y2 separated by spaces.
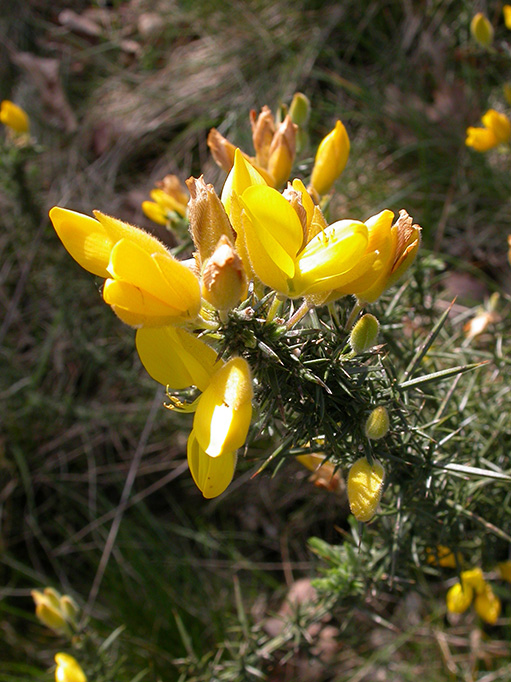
465 126 498 151
187 432 237 498
292 178 315 229
221 148 267 215
295 220 369 294
142 201 168 225
310 120 350 196
135 326 221 391
193 357 253 457
94 211 169 257
474 586 501 624
446 582 473 614
0 100 29 134
49 207 113 278
103 279 181 320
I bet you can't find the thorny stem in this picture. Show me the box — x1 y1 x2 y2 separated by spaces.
286 300 311 329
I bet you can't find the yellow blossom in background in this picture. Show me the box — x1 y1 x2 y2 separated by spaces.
54 653 87 682
446 582 473 614
498 560 511 582
49 207 201 327
470 12 494 47
474 585 501 624
466 109 511 152
426 545 461 569
504 83 511 106
0 100 30 134
460 567 485 594
31 587 78 637
347 457 385 522
142 174 188 226
504 5 511 30
295 453 344 493
309 120 350 196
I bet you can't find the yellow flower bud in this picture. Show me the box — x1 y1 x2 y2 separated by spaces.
446 582 473 614
347 457 385 522
310 120 350 196
364 406 389 440
193 357 253 458
59 595 80 624
505 5 511 30
0 100 30 134
201 236 247 311
288 92 311 127
267 115 297 189
207 127 238 172
349 314 379 353
470 13 494 47
426 545 461 569
54 653 87 682
474 585 501 624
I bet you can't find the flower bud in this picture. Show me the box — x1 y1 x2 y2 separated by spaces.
310 120 350 196
288 92 310 127
426 545 461 569
186 175 236 268
201 235 247 311
54 653 87 682
470 12 494 47
446 582 473 614
498 560 511 583
364 406 389 440
474 585 501 624
250 105 275 168
460 567 485 594
0 100 30 134
349 314 379 354
347 457 385 522
505 5 511 30
267 115 297 188
59 595 80 625
207 128 238 172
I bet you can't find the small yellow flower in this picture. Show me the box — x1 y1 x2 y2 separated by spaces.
474 585 501 625
310 120 350 196
470 12 494 47
460 567 486 594
142 178 188 226
504 5 511 30
0 100 30 134
31 587 75 636
466 109 511 152
347 457 385 522
49 207 201 327
54 653 87 682
446 582 473 614
296 453 343 493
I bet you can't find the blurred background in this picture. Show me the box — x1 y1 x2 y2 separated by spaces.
1 1 511 680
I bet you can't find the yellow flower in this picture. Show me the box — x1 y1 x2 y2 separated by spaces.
31 587 75 636
187 357 253 498
0 100 29 134
466 109 511 152
470 13 494 47
296 453 343 493
460 567 486 594
135 326 222 391
54 653 87 682
503 5 511 30
239 182 411 300
474 585 501 625
49 207 201 327
347 457 385 522
446 582 473 614
310 120 350 196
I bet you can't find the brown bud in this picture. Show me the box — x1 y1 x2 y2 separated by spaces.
207 128 237 172
186 176 236 268
267 115 297 188
201 236 247 311
250 105 275 168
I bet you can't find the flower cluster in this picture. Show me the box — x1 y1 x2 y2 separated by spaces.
446 567 501 625
49 99 421 499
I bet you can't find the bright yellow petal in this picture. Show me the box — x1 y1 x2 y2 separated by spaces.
49 207 113 278
465 126 498 151
141 201 168 225
103 279 180 318
150 188 187 217
152 253 201 317
135 326 221 391
187 432 237 498
221 148 267 215
94 211 169 257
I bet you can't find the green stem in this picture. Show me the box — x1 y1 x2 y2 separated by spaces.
286 300 311 329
